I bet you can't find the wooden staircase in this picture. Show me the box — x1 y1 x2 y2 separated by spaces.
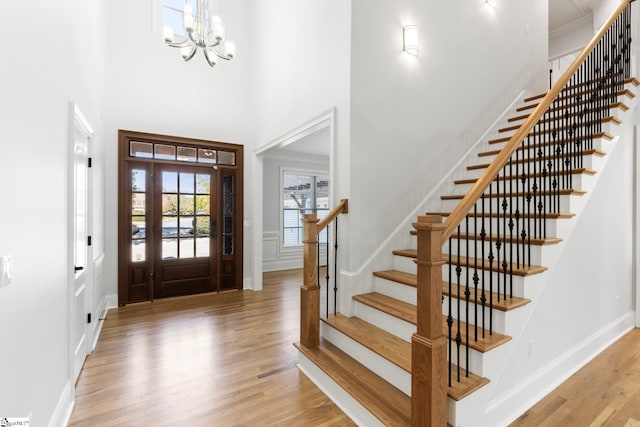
296 3 637 424
296 75 638 426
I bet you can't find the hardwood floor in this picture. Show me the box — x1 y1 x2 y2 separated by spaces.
70 268 640 427
510 328 640 427
69 269 354 427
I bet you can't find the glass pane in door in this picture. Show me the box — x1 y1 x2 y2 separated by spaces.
160 171 211 260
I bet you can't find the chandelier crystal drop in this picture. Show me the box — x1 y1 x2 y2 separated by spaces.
163 0 236 68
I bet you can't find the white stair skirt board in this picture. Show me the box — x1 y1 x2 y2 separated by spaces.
296 352 385 427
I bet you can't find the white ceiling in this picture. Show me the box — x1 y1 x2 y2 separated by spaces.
549 0 599 32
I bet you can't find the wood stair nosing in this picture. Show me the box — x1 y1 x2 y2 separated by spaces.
488 131 613 145
479 134 612 156
424 211 575 220
320 314 491 401
373 269 531 312
392 249 548 276
453 167 597 185
410 230 563 246
353 292 511 353
322 313 411 372
441 188 586 200
294 340 411 426
523 76 638 104
498 115 621 134
466 149 605 171
508 101 629 123
518 87 637 112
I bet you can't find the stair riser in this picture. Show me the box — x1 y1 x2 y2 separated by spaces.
479 137 609 158
439 193 579 215
394 253 535 296
353 299 489 376
443 295 507 335
437 217 569 239
453 171 597 195
353 300 415 343
463 154 605 181
497 119 619 138
444 241 547 266
321 322 412 396
373 276 416 305
296 353 387 427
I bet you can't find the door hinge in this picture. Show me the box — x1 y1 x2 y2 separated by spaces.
87 313 92 324
87 235 92 246
88 157 93 168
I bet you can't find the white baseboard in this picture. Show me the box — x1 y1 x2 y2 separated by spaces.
486 311 635 427
48 381 74 427
105 294 118 309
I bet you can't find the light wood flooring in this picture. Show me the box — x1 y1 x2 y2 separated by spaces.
510 328 640 427
70 269 640 426
69 269 355 427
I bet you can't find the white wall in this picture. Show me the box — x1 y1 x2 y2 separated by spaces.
549 15 593 60
102 0 256 296
262 153 329 271
252 0 352 274
347 0 548 273
0 0 105 425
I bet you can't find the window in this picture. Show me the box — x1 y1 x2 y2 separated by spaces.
282 172 329 247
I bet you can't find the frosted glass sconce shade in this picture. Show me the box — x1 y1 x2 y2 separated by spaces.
403 25 418 56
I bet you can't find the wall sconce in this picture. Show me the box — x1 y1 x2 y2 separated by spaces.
403 25 418 56
486 0 497 7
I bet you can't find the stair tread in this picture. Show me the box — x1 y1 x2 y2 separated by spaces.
498 116 621 134
392 250 548 276
353 292 512 352
480 134 613 155
441 189 585 200
488 131 613 145
294 340 411 426
323 313 411 371
454 167 596 185
425 211 575 219
523 77 639 104
373 269 531 311
410 230 562 246
466 149 605 171
322 313 491 401
508 101 629 123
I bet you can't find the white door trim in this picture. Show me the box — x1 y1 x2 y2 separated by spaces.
252 108 336 291
68 101 95 384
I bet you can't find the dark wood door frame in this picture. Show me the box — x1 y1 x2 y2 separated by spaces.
118 130 243 306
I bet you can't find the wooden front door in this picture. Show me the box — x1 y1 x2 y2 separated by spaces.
119 130 243 306
153 165 217 298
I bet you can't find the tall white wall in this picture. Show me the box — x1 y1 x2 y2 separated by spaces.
0 0 105 424
347 0 549 273
102 0 256 296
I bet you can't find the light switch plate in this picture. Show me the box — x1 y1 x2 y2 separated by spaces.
1 255 12 287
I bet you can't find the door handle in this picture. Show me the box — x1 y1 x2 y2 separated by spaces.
74 266 84 272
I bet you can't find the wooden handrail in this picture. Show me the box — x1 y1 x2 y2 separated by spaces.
441 0 634 242
318 199 349 232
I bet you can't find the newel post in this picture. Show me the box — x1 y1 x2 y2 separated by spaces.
411 215 448 426
300 213 320 348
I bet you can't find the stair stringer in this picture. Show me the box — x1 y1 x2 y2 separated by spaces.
450 94 638 427
337 91 528 318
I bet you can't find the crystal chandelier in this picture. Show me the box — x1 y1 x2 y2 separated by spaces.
163 0 236 68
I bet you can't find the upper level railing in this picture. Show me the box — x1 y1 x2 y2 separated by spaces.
412 1 635 425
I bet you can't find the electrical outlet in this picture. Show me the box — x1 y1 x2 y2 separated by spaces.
0 255 12 287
